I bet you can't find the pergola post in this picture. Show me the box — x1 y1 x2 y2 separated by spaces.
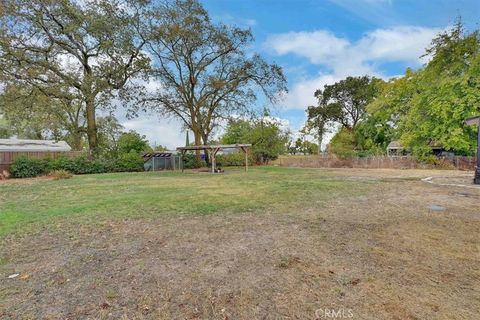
211 147 220 173
211 147 215 173
181 150 185 173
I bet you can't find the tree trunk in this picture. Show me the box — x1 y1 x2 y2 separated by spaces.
318 130 323 154
201 133 210 166
317 119 324 155
85 97 98 158
70 131 83 151
193 129 202 166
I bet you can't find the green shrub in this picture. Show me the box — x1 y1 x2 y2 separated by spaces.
11 153 145 179
330 128 356 159
47 156 109 174
112 151 144 172
49 169 73 180
10 157 47 178
182 153 206 169
216 152 254 167
71 157 107 174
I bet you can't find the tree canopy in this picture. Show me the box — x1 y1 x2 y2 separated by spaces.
308 23 480 159
221 115 288 164
142 0 287 155
0 0 150 155
361 23 480 158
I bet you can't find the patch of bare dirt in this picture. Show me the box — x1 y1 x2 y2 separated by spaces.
0 176 55 185
1 171 479 319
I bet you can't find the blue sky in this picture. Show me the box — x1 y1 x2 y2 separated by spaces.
124 0 480 149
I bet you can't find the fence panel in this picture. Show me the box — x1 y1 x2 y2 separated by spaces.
0 151 84 172
273 155 475 171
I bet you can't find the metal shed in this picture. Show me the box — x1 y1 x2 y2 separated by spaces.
143 152 181 171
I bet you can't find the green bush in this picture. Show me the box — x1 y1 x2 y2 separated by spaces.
11 153 146 179
182 153 206 169
112 151 144 172
10 157 47 178
330 128 356 159
216 152 253 167
46 156 109 174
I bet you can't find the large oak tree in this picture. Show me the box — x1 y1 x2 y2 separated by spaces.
143 0 286 155
0 0 150 155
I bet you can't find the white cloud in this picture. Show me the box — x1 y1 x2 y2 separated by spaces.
121 115 187 150
281 74 342 110
266 25 442 109
265 30 349 65
266 26 440 68
355 26 439 63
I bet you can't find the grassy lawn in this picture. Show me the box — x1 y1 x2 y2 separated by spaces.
0 166 361 237
0 167 479 319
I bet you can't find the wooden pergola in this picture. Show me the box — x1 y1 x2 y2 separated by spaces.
176 144 252 173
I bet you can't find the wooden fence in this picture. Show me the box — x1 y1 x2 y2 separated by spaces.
272 155 476 171
0 151 84 172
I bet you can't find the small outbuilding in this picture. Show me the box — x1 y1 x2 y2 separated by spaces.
143 151 181 171
387 140 452 157
386 140 405 156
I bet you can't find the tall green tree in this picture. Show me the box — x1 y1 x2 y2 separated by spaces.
304 103 339 154
0 116 11 138
360 23 480 158
0 82 86 149
220 116 288 164
401 23 480 157
143 0 286 159
306 76 381 156
220 120 252 145
96 115 125 159
117 131 151 155
314 76 380 131
0 0 150 155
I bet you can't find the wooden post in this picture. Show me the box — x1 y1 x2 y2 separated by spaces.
211 148 215 173
181 150 185 173
211 147 220 173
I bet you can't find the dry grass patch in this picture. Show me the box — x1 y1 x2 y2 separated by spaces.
0 167 479 319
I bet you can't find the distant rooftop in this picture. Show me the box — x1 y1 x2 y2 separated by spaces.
0 139 72 152
387 140 403 149
177 144 251 151
387 140 442 150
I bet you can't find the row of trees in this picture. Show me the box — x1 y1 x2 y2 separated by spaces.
305 22 480 159
0 0 286 159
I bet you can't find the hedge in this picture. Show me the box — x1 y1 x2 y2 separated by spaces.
10 154 145 178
